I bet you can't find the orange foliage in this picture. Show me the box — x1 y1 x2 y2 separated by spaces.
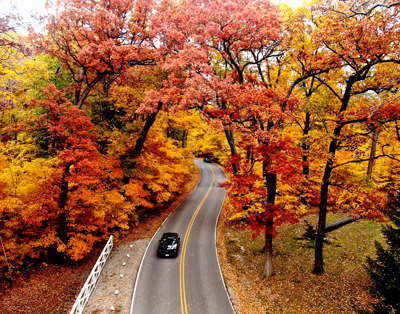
1 0 400 279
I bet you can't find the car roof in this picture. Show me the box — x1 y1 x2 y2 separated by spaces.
162 232 179 237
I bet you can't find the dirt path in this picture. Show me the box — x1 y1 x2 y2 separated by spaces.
83 238 150 314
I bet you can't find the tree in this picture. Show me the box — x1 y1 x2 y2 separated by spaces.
0 84 104 268
34 0 156 109
160 0 295 278
34 0 189 186
0 2 29 142
361 204 400 313
0 0 26 63
304 0 400 274
332 0 400 17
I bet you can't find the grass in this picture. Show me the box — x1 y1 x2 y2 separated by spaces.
217 211 384 314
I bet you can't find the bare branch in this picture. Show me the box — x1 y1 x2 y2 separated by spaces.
331 152 400 169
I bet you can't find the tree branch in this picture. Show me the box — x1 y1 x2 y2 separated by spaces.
331 152 400 169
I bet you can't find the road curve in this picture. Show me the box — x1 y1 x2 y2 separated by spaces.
130 159 235 314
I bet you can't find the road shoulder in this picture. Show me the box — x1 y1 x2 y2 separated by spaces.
83 238 150 314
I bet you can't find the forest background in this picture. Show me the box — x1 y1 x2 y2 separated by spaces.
0 0 400 309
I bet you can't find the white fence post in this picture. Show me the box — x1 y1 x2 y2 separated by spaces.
70 235 114 314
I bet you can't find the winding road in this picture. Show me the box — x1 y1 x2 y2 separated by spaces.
130 159 235 314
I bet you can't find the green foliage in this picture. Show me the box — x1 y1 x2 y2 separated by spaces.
362 201 400 314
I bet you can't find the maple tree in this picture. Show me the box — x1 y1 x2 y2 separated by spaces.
312 1 400 275
277 0 400 274
34 0 196 185
151 0 308 278
29 0 194 187
1 86 102 264
33 0 156 109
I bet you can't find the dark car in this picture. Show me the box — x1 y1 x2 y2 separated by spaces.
203 156 211 163
157 232 180 258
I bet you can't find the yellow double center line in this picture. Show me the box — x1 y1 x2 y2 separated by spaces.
179 164 216 314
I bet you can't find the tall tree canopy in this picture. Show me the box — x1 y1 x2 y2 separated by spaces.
1 0 400 281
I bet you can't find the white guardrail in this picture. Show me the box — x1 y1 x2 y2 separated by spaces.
70 235 114 314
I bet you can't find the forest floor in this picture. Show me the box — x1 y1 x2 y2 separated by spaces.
217 208 384 314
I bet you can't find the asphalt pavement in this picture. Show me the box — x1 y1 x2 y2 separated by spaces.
130 159 235 314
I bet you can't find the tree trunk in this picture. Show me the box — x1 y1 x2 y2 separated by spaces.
326 215 362 232
301 111 311 205
122 102 163 184
0 110 4 142
74 67 85 107
367 129 379 178
218 99 239 174
58 164 70 245
303 215 362 239
58 212 68 245
264 219 274 278
312 73 359 275
11 114 17 140
313 135 336 274
263 170 277 278
313 180 329 274
182 130 188 148
224 128 239 174
74 70 107 109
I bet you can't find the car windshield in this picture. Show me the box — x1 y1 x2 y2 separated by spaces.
162 237 176 245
